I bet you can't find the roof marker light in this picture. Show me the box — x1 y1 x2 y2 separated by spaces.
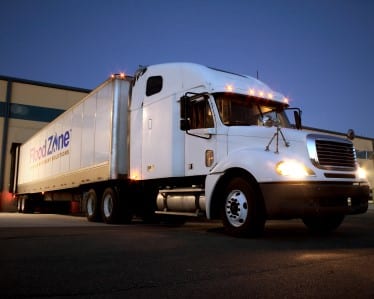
226 84 234 92
110 73 126 79
249 89 255 96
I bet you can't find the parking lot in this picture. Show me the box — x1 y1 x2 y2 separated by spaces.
1 207 374 298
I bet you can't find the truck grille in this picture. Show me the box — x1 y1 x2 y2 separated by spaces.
307 134 357 171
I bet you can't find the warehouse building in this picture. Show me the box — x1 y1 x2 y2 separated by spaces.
0 75 90 211
0 75 373 211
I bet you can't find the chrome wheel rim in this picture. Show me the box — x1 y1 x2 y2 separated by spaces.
103 194 113 218
87 196 94 216
225 190 248 227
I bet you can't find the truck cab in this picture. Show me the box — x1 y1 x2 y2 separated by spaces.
130 63 369 236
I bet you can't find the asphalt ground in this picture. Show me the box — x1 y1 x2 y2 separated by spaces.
1 206 374 298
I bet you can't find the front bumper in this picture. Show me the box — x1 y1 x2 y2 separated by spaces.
260 181 370 219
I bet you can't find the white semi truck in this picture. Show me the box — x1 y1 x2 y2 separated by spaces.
11 63 370 236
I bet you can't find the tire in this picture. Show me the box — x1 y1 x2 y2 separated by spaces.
139 189 158 224
86 189 101 222
17 197 22 212
221 177 265 237
19 196 34 213
101 187 120 224
302 215 345 233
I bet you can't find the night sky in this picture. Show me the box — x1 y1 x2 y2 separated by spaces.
1 0 373 137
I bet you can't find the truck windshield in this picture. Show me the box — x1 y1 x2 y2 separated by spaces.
214 93 290 128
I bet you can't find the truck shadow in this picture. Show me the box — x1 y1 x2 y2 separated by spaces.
205 219 374 250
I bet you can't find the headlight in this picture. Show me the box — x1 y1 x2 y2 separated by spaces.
357 167 367 180
276 160 315 178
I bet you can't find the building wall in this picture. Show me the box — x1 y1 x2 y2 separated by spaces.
353 138 374 195
0 76 90 211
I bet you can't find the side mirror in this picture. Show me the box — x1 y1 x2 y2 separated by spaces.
180 119 190 131
294 110 302 130
180 92 210 131
180 95 190 131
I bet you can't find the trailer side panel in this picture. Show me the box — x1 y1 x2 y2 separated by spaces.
17 78 130 194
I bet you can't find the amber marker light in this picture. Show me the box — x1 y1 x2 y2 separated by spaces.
225 84 234 92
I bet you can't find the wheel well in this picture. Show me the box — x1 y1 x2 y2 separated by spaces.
209 168 264 219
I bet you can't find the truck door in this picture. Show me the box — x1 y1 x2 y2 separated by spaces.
182 94 218 176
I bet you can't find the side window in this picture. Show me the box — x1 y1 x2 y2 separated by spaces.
146 76 163 96
189 100 214 129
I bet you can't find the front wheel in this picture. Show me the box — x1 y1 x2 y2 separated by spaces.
221 177 265 237
302 215 345 233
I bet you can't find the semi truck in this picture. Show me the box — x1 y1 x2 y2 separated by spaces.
11 62 370 236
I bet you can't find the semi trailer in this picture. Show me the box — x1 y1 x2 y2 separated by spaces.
11 62 370 236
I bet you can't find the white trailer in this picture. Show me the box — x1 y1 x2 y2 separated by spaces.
12 63 370 236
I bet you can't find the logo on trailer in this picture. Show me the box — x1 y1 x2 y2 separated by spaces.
30 130 71 163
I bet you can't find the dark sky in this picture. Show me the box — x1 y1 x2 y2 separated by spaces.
1 0 373 137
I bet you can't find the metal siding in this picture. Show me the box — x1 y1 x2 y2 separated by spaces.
11 82 88 109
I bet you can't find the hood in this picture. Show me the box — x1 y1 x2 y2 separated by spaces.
226 126 310 143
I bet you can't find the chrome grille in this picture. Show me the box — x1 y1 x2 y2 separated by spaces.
307 134 357 171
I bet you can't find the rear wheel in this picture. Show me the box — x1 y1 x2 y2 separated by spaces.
101 187 120 224
139 188 158 224
17 197 23 212
18 196 34 213
86 189 101 222
221 177 265 237
101 187 133 224
302 215 345 233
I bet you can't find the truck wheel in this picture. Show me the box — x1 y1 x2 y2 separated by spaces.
222 177 265 237
17 197 22 212
302 215 345 233
19 196 34 213
101 187 121 224
86 189 101 222
140 189 158 224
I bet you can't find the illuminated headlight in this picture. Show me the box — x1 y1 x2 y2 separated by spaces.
276 160 315 178
357 167 367 180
